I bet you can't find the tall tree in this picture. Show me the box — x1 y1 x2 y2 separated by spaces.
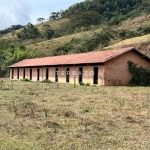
37 18 45 24
17 22 41 40
42 24 54 40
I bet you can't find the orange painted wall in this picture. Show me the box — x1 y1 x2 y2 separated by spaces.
104 51 150 85
10 65 105 85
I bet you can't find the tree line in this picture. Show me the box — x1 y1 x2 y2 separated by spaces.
0 25 24 36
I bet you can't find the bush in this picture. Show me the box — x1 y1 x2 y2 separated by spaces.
83 108 89 113
41 79 53 83
128 61 150 86
118 29 139 40
20 78 30 82
79 81 85 86
86 82 90 86
137 24 150 35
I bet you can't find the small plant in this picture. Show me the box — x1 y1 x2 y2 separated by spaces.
86 82 90 86
21 78 30 82
44 109 48 118
83 108 90 113
20 89 25 94
41 79 53 83
79 81 85 86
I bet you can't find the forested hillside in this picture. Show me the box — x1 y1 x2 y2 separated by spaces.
63 0 150 31
1 0 150 77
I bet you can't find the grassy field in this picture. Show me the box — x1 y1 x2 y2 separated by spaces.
0 79 150 150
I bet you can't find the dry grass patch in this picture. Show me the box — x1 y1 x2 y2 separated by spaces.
105 33 150 50
0 78 150 149
26 29 102 55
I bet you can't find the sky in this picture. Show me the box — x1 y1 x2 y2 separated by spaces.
0 0 84 30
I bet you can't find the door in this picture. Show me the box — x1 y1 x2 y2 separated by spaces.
23 69 25 79
30 69 32 80
11 69 14 79
46 68 49 80
55 68 58 82
17 69 19 79
37 68 40 81
79 67 83 83
93 67 98 84
66 68 70 82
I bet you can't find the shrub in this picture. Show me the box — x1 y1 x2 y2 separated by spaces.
128 61 150 86
86 82 90 86
83 108 89 113
137 24 150 35
41 79 53 83
118 29 139 40
79 81 85 86
20 78 30 82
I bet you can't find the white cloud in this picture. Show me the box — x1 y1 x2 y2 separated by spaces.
0 0 31 29
10 0 31 24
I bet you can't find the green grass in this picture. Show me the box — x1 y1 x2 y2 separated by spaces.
0 78 150 149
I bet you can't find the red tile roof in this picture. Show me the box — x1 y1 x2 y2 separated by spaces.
8 47 141 68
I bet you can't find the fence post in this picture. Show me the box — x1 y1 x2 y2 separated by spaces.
74 75 76 88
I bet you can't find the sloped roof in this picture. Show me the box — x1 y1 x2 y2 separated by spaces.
8 47 148 68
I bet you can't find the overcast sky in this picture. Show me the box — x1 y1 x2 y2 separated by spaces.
0 0 84 30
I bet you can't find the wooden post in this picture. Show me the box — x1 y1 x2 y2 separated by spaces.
74 75 76 88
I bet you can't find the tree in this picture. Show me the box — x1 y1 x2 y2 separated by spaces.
48 11 61 20
42 24 54 40
17 22 41 40
59 10 65 18
37 18 45 24
0 46 6 77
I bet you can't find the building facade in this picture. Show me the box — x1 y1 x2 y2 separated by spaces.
9 47 150 86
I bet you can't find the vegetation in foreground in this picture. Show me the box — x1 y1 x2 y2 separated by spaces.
0 79 149 149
